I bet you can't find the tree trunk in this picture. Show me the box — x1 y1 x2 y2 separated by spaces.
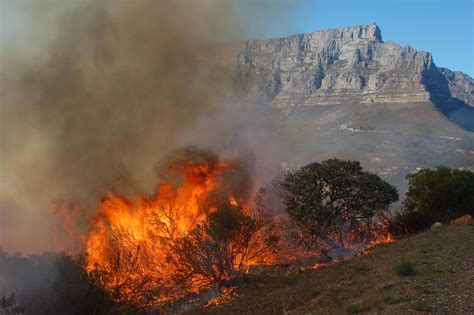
338 229 345 248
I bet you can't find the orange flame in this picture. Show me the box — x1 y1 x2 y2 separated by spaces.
57 158 395 307
343 219 394 254
83 159 271 306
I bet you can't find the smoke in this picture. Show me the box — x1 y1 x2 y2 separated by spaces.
176 97 286 189
0 0 308 254
0 0 253 253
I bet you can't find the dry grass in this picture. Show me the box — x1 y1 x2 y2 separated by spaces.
189 224 474 314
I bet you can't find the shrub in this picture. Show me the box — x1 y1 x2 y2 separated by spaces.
389 209 429 236
171 203 278 292
345 302 371 313
1 293 25 315
382 294 411 305
399 167 474 233
0 250 117 315
394 260 416 276
52 254 117 314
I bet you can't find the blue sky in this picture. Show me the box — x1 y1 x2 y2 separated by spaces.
1 0 473 76
238 0 473 77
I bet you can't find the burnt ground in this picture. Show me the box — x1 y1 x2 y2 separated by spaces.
190 224 474 314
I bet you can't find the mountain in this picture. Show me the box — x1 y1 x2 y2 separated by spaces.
439 68 474 107
231 23 473 128
226 24 474 189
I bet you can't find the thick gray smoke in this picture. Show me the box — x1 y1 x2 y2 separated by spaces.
0 0 282 253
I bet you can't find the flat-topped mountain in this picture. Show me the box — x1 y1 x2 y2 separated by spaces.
231 23 473 131
222 24 474 189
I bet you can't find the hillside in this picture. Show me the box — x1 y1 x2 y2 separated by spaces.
193 224 474 314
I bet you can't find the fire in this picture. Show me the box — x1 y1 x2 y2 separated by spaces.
53 203 87 252
342 219 394 253
83 159 272 307
55 156 394 309
228 195 238 206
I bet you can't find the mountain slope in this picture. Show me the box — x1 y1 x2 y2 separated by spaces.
224 24 474 189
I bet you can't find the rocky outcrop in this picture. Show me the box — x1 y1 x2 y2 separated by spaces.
439 68 474 107
229 23 473 131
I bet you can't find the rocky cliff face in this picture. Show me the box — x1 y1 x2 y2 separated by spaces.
439 68 474 107
230 23 473 131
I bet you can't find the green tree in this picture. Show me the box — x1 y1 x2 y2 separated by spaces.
276 159 398 248
402 167 474 228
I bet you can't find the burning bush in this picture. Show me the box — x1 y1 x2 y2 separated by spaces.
171 202 277 294
83 152 277 309
275 159 398 252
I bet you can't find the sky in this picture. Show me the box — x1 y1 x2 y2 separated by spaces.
238 0 473 77
0 0 473 76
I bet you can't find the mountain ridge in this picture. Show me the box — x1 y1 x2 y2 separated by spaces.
215 23 474 190
230 23 473 131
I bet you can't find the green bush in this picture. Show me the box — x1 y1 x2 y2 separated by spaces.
345 302 371 313
403 167 474 230
382 294 411 305
394 260 417 276
389 167 474 235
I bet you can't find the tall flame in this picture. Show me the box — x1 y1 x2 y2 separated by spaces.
83 159 259 305
66 158 394 307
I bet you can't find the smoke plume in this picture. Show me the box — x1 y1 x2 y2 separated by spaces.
0 0 270 253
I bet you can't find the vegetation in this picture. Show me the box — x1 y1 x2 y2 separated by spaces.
3 163 473 313
345 302 372 314
1 293 25 315
392 167 474 234
276 159 398 248
199 224 474 314
171 203 278 292
394 260 417 276
0 251 117 315
83 199 278 310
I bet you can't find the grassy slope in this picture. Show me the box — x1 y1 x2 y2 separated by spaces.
194 224 474 314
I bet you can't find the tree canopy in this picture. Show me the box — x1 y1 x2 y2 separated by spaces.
276 159 398 248
403 167 474 225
